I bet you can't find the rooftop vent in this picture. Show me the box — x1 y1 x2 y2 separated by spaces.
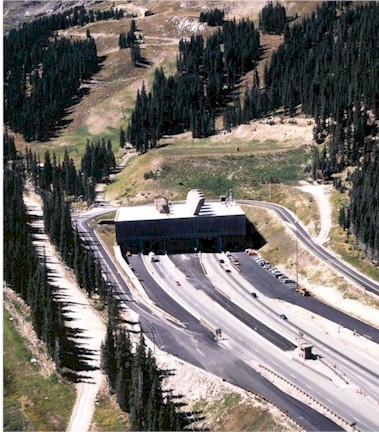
186 189 205 215
154 195 170 214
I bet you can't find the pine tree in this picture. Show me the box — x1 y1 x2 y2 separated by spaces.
119 127 126 148
119 32 127 49
115 329 133 412
101 319 118 392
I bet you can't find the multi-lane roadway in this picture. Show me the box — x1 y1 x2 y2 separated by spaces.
154 252 379 431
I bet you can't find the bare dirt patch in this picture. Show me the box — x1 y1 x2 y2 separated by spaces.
213 115 314 147
223 0 268 21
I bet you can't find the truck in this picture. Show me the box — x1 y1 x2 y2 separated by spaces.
148 251 159 262
245 248 257 256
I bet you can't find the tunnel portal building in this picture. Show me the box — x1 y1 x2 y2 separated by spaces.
115 190 251 253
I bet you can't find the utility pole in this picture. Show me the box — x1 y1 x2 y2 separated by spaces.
296 218 299 287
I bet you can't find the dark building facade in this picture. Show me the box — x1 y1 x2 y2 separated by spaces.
115 190 249 253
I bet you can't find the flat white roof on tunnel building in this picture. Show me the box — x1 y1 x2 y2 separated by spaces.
115 200 245 222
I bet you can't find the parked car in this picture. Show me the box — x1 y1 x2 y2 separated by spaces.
283 279 296 285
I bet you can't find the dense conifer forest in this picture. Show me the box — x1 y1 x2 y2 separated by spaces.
25 137 115 206
124 2 378 259
3 6 107 141
23 135 116 297
4 155 70 373
349 146 379 262
259 1 287 34
101 297 193 431
199 8 225 26
4 127 197 429
4 130 116 372
226 2 379 260
126 17 260 149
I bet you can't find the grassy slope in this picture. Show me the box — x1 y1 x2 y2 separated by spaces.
106 134 313 200
192 392 292 432
3 308 76 431
328 189 379 283
91 387 130 431
15 0 199 163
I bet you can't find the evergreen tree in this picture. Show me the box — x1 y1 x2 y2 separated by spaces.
259 1 287 34
199 8 225 26
119 127 126 148
115 329 133 412
119 32 127 49
101 319 118 392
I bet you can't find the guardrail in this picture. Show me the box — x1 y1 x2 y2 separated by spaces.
292 358 332 382
258 363 358 431
318 357 350 385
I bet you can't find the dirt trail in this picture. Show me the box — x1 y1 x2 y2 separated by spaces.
23 189 106 432
297 181 333 245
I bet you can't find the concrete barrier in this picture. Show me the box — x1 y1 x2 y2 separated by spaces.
293 358 332 382
318 357 349 385
258 363 355 430
198 252 207 275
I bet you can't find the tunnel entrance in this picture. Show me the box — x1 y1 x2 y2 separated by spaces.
198 237 220 253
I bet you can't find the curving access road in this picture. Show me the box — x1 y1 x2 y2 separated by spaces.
239 200 379 297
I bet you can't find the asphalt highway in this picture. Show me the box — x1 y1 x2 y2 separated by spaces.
170 254 296 350
235 252 379 343
128 255 215 343
239 200 379 297
75 208 342 431
151 253 378 430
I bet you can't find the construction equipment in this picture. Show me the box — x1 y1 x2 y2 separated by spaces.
296 287 310 296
